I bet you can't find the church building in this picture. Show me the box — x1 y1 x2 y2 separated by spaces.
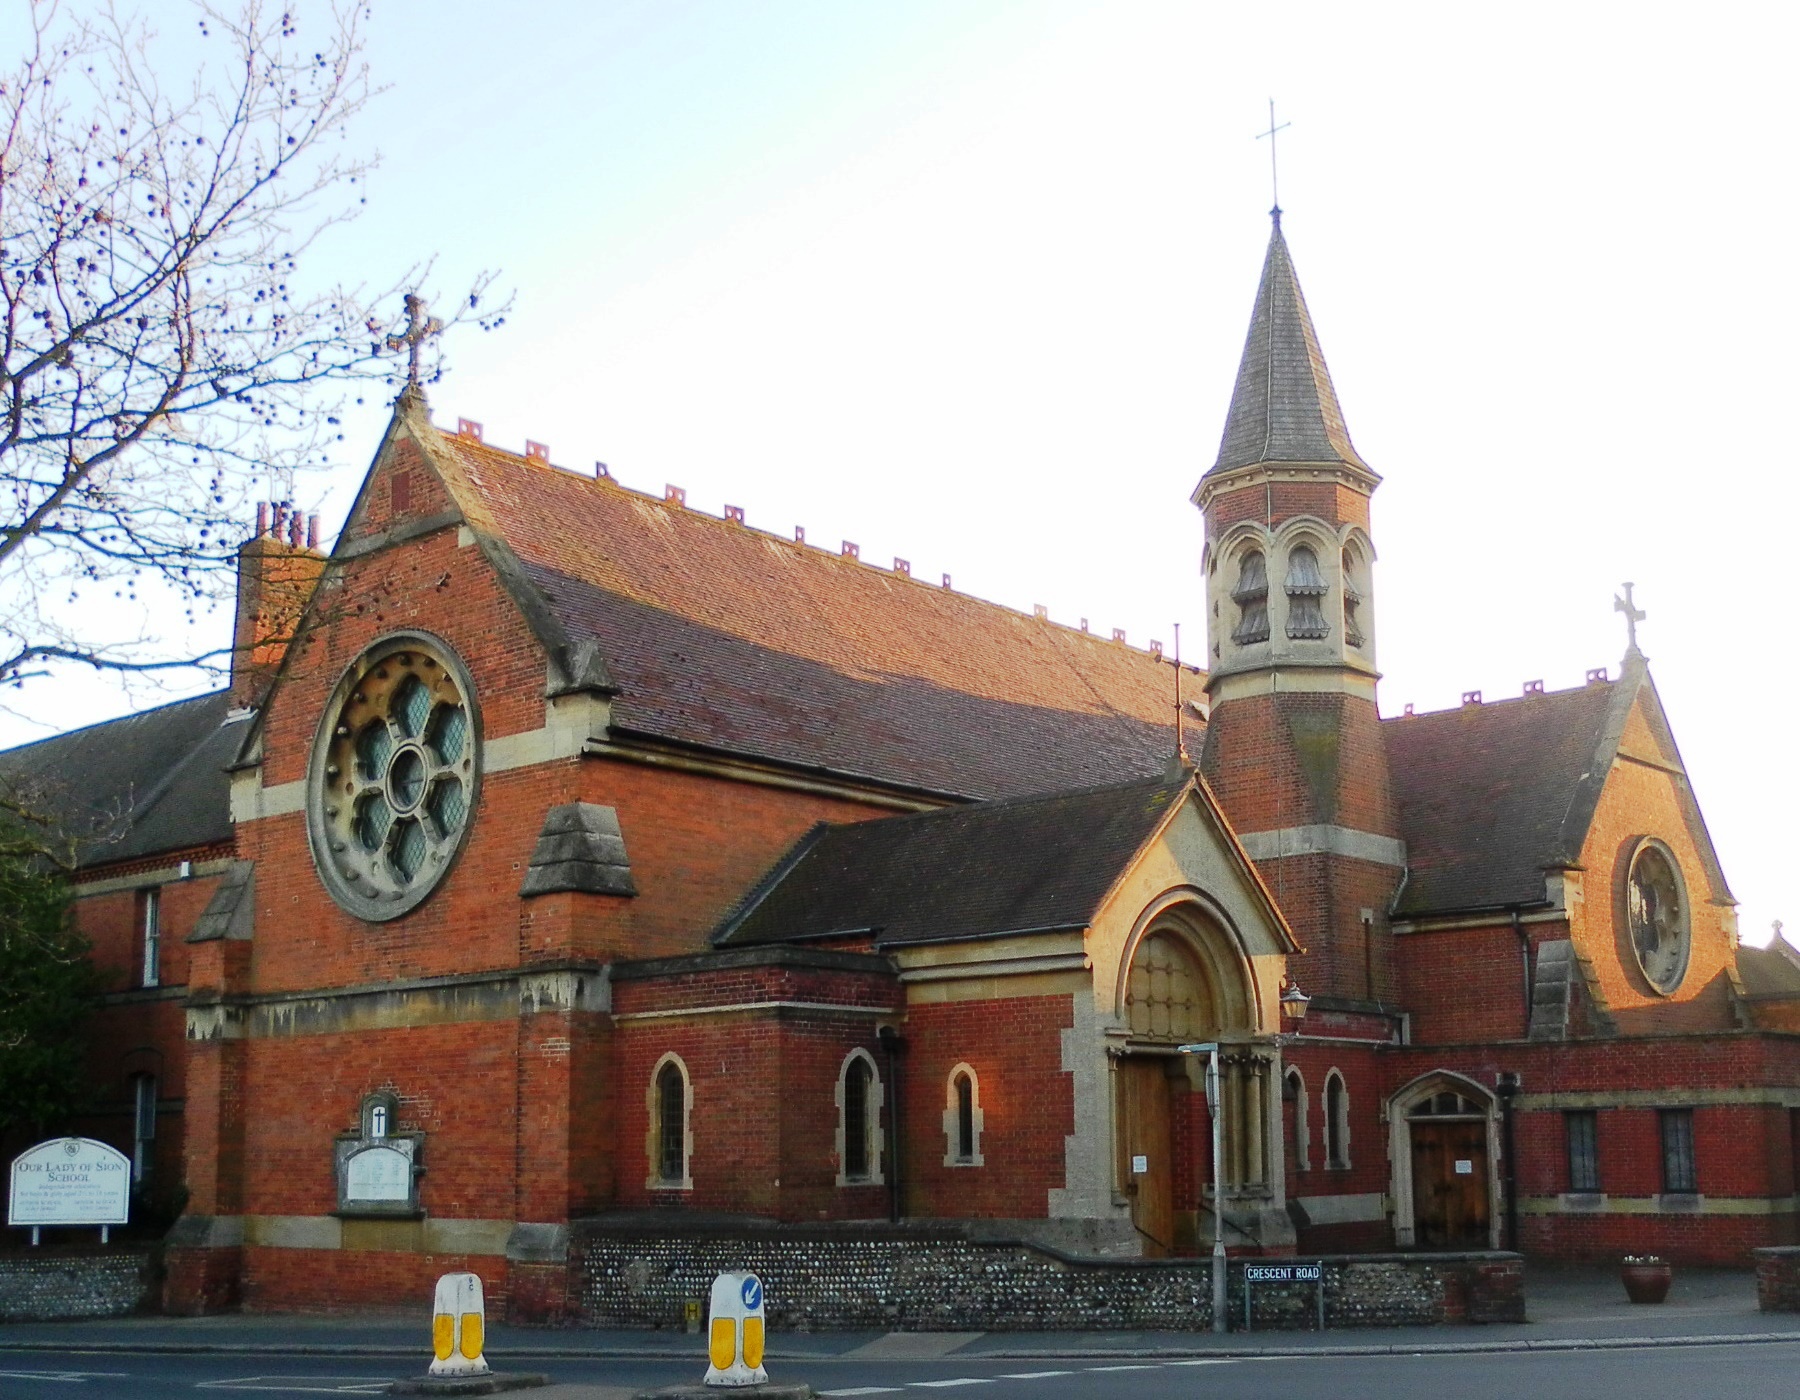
9 215 1800 1320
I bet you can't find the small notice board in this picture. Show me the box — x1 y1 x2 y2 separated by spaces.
9 1138 131 1237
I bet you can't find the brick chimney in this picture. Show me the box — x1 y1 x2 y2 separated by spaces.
230 502 327 710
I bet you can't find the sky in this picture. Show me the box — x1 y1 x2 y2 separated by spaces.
2 1 1794 942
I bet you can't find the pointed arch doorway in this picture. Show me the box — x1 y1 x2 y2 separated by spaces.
1390 1072 1501 1250
1113 907 1259 1257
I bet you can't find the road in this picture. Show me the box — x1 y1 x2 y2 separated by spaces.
0 1341 1795 1399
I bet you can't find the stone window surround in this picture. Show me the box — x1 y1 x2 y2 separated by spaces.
1625 835 1692 998
1323 1068 1351 1170
943 1062 985 1168
834 1048 886 1187
647 1052 693 1191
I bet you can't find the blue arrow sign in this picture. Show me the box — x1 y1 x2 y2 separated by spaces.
741 1276 763 1311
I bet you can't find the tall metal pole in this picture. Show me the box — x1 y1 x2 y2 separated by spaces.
1209 1048 1226 1333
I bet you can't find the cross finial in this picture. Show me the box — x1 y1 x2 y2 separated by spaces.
387 293 445 392
1256 98 1291 225
1614 581 1647 656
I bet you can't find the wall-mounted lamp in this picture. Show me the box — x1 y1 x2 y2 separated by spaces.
1280 983 1311 1021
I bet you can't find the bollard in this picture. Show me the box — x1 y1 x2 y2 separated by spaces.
702 1271 768 1388
428 1272 490 1378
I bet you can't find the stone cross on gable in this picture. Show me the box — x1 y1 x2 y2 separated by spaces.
1614 581 1647 655
387 293 444 391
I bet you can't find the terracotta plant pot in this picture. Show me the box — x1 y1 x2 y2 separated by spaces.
1621 1261 1673 1304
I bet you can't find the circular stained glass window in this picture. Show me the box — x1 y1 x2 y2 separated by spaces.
1627 840 1690 996
307 634 480 921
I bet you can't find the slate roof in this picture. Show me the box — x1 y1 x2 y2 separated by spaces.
715 775 1190 947
409 413 1202 801
0 689 240 867
1737 937 1800 1000
1204 220 1371 478
1385 680 1622 917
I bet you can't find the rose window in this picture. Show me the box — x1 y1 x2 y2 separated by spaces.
307 635 480 921
1627 841 1689 996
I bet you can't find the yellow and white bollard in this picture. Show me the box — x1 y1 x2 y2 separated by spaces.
428 1271 491 1378
702 1271 768 1388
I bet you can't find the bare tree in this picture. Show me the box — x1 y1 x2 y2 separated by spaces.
0 0 497 689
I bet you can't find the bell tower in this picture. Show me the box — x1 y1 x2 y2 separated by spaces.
1195 216 1403 1001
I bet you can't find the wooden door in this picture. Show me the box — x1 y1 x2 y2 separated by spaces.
1116 1058 1175 1256
1410 1119 1490 1248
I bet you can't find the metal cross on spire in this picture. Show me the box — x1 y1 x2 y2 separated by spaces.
387 293 444 392
1256 99 1291 225
1614 581 1647 655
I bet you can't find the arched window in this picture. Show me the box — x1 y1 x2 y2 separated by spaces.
1285 1067 1309 1172
1324 1070 1350 1169
1341 547 1364 647
943 1063 985 1166
1231 551 1270 645
1285 545 1330 639
131 1073 158 1185
649 1055 692 1189
360 1091 398 1142
835 1050 884 1186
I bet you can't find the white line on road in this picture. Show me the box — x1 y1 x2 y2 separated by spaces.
908 1382 995 1390
0 1372 130 1384
1084 1363 1159 1371
996 1372 1074 1380
820 1389 905 1396
196 1378 393 1394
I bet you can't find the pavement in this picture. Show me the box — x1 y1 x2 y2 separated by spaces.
0 1267 1793 1362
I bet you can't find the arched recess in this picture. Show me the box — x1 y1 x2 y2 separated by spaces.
1387 1070 1501 1250
1113 891 1260 1041
1284 1067 1309 1173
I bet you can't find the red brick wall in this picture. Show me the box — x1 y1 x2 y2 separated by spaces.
903 995 1075 1219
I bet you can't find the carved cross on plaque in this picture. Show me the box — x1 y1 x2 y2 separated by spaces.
386 293 444 390
1614 581 1647 655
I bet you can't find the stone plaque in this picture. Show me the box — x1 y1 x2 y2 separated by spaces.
8 1138 130 1226
333 1131 422 1217
346 1146 412 1202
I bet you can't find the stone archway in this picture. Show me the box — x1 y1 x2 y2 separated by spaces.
1111 902 1280 1255
1388 1071 1502 1250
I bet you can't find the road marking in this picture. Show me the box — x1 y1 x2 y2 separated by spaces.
1084 1363 1159 1371
196 1379 391 1394
908 1382 994 1390
0 1372 130 1385
1168 1358 1241 1366
996 1372 1074 1380
820 1389 905 1396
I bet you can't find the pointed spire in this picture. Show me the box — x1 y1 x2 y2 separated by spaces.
1207 220 1370 477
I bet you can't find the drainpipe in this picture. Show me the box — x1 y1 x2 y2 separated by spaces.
1495 1071 1521 1253
878 1025 905 1223
1511 907 1532 1038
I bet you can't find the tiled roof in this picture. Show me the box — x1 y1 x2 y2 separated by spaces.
715 775 1190 947
0 690 240 867
421 421 1202 800
1385 681 1621 917
1204 220 1370 477
1739 938 1800 999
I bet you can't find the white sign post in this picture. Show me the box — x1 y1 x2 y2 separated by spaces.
8 1138 130 1246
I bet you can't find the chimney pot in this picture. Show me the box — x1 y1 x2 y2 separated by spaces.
256 502 269 536
307 514 321 551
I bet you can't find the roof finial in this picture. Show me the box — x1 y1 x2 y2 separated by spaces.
387 293 444 395
1256 98 1290 226
1614 581 1647 658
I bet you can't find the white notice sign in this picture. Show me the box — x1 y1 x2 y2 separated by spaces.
345 1145 412 1202
1131 1154 1149 1175
1454 1159 1474 1175
8 1138 130 1226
